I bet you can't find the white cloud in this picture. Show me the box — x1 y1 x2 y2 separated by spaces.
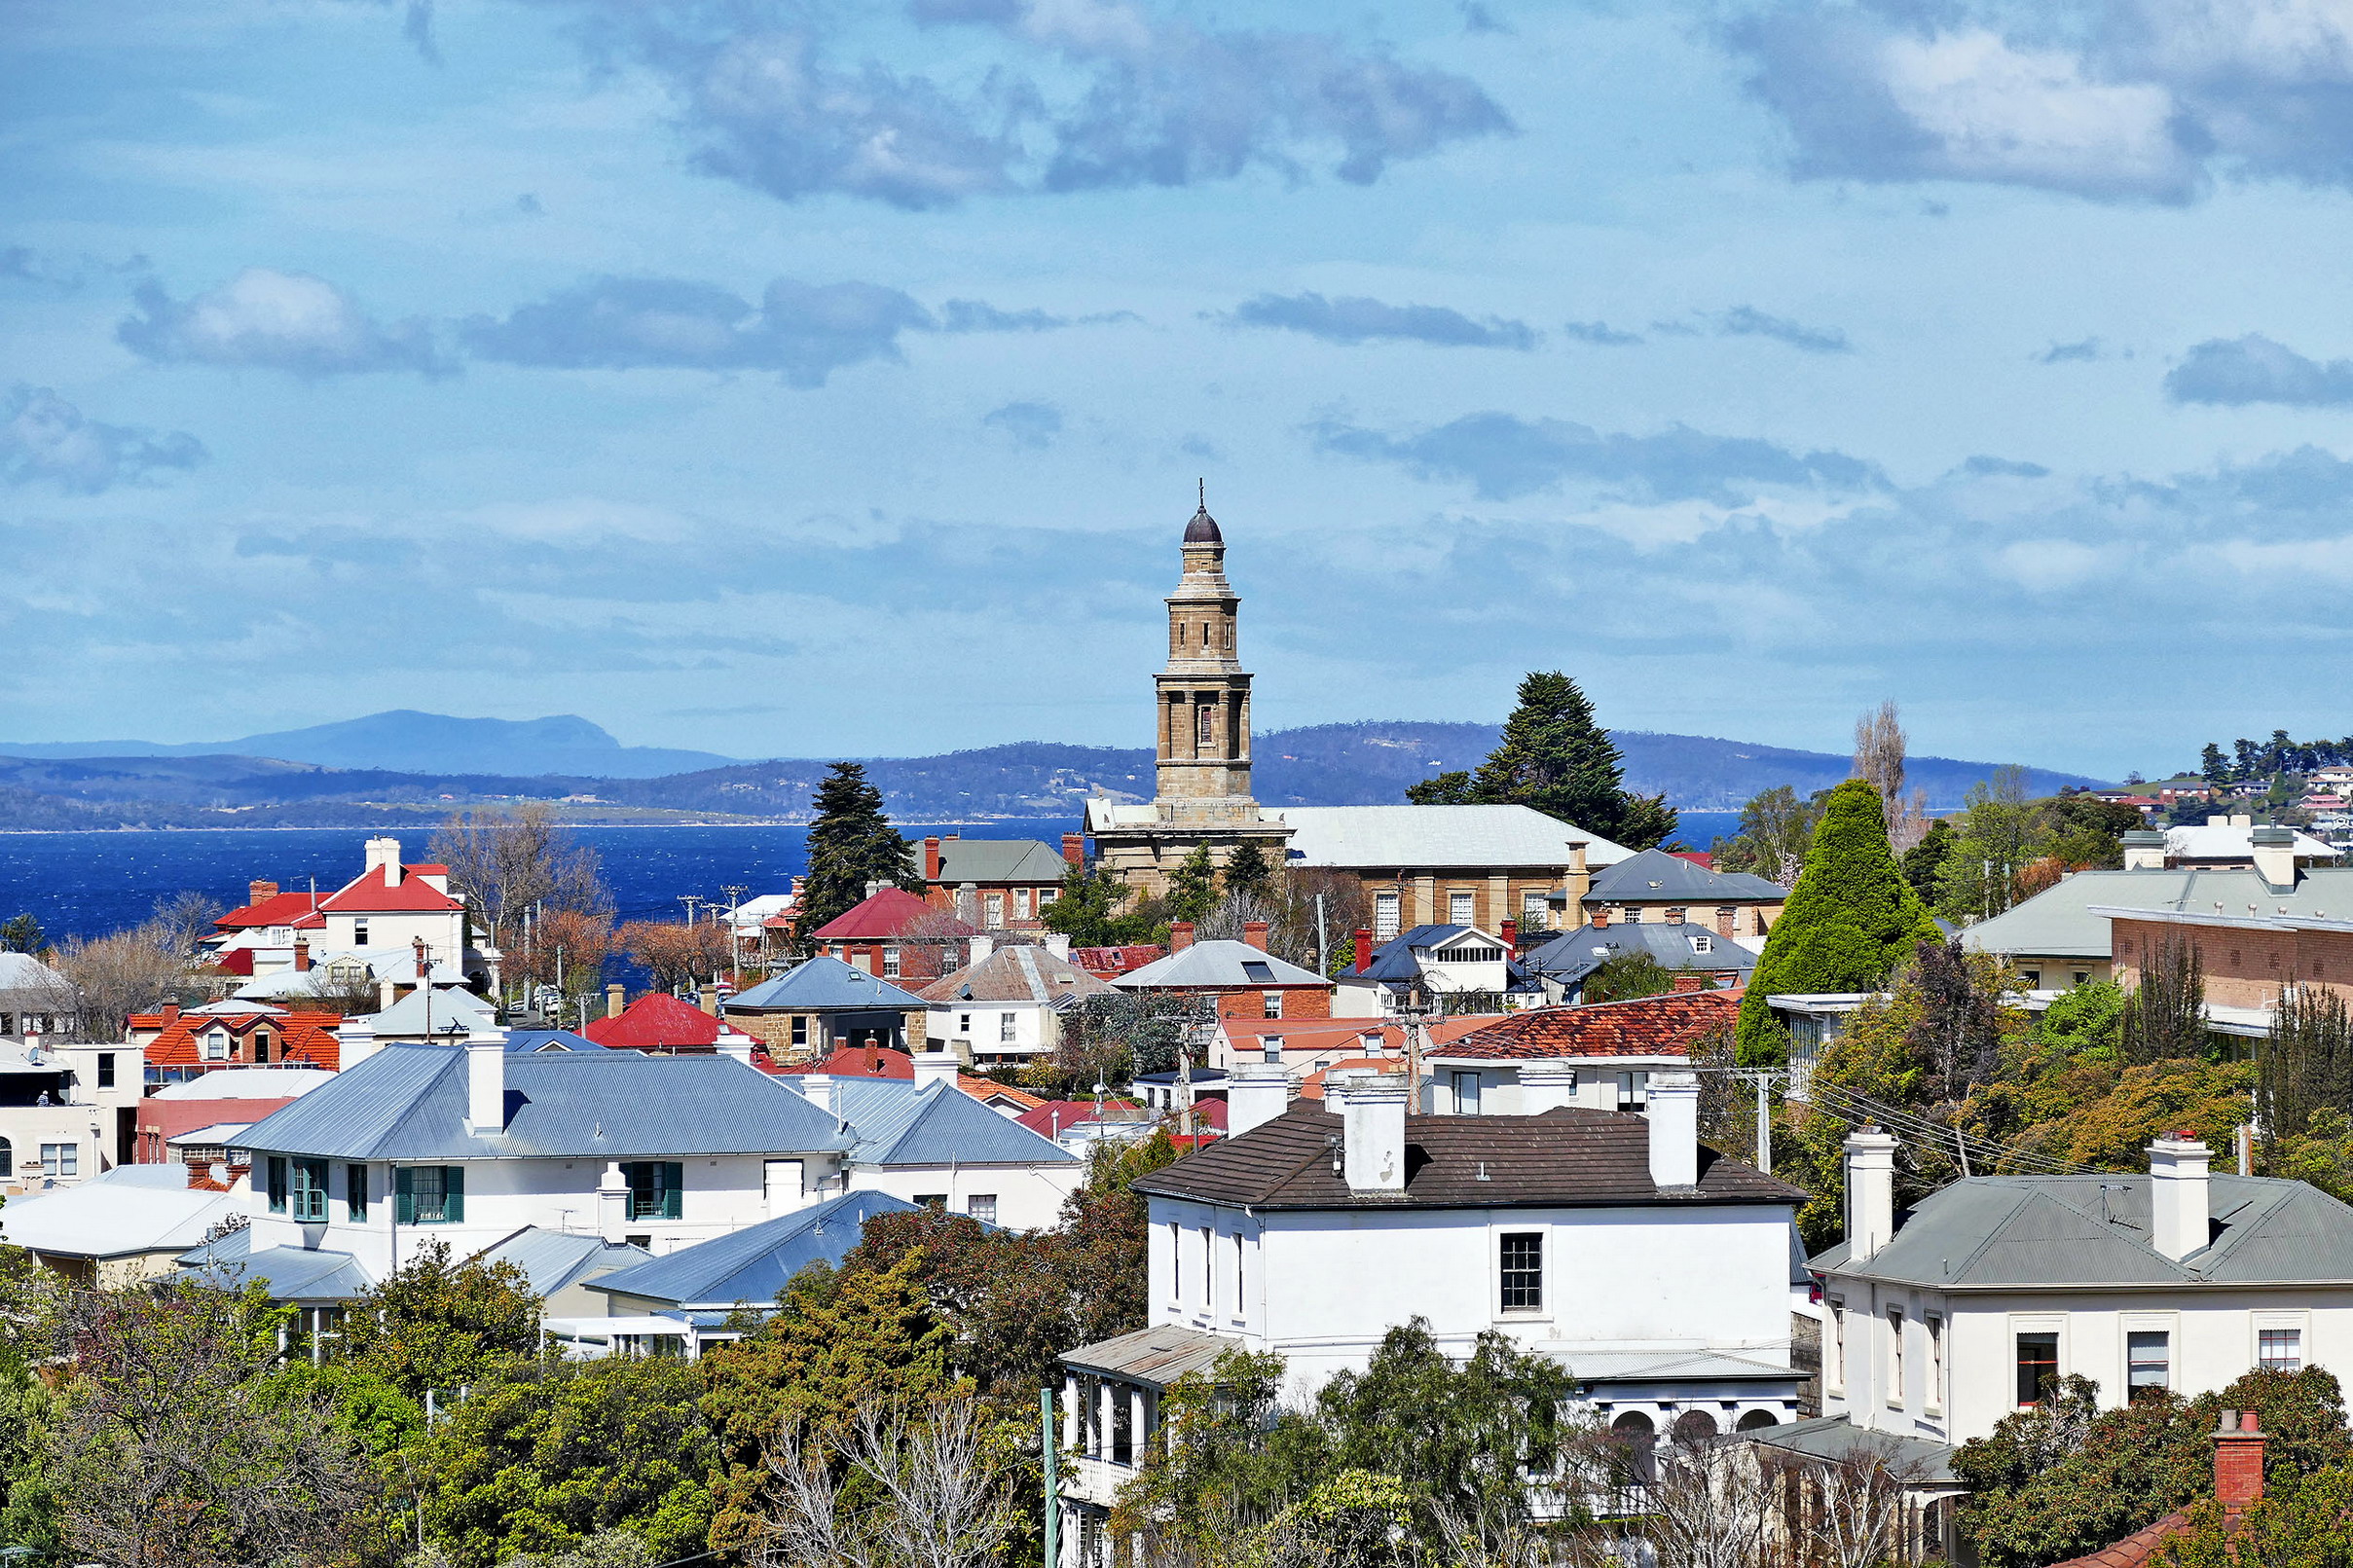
0 385 205 493
118 269 450 376
1878 30 2189 194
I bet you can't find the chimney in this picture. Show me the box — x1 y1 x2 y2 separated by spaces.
1062 832 1085 867
913 1050 961 1095
413 936 428 976
1242 920 1269 951
606 983 624 1020
1844 1128 1899 1261
1516 1059 1578 1114
698 984 718 1016
1324 1066 1367 1114
1044 932 1072 959
337 1016 379 1070
1500 918 1518 951
464 1024 506 1135
2150 1133 2213 1261
2233 814 2254 828
924 836 942 882
2209 814 2228 827
2122 829 2167 871
1171 921 1195 953
1671 972 1707 993
1646 1071 1700 1187
2215 1410 2267 1514
968 933 996 966
799 1073 837 1117
2252 826 2297 889
1227 1063 1292 1135
597 1160 629 1244
1591 906 1609 930
249 880 278 904
717 1028 755 1067
292 939 311 973
864 878 889 899
1354 928 1374 974
1342 1076 1409 1191
363 837 401 883
1715 908 1734 936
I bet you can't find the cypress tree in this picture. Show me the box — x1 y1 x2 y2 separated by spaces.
797 761 918 938
2260 983 2353 1145
1736 779 1942 1066
1223 839 1274 903
1403 671 1677 850
2121 934 2208 1065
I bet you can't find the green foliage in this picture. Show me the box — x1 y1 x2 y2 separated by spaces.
1231 1470 1415 1568
1041 861 1161 948
1900 816 1955 898
1710 784 1821 882
1736 779 1940 1067
1224 839 1274 903
2261 983 2353 1147
1403 671 1676 850
340 1241 542 1400
2122 933 2210 1065
1166 844 1221 926
1581 949 1675 1003
0 915 42 955
798 761 920 937
1935 765 2041 921
422 1357 715 1568
2162 1462 2353 1566
2039 978 2127 1054
2041 794 2145 868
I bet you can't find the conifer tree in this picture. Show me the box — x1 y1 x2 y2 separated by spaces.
1222 839 1274 903
797 762 918 938
2120 934 2209 1066
2261 983 2353 1145
1164 844 1220 926
1404 671 1676 849
1736 779 1942 1066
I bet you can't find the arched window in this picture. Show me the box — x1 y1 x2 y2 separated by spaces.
1673 1409 1719 1443
1609 1410 1657 1485
0 1138 15 1177
1736 1409 1781 1432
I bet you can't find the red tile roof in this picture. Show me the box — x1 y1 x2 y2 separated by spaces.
142 1008 345 1070
1015 1099 1149 1137
318 864 464 914
1071 943 1168 978
1437 989 1740 1061
773 1042 1033 1103
214 891 325 930
1299 1058 1403 1100
2040 1513 2192 1568
811 888 975 942
581 993 725 1050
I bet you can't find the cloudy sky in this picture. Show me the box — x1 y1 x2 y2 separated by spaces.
7 0 2353 778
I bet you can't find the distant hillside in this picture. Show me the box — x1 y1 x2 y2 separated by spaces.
0 719 2101 830
0 711 735 779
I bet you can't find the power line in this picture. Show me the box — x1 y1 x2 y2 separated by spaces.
1803 1080 2104 1177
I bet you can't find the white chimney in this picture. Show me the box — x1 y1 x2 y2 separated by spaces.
2232 814 2253 828
913 1051 961 1095
364 836 402 886
1342 1076 1409 1191
337 1016 380 1070
1844 1128 1899 1262
1324 1066 1367 1114
717 1028 756 1067
2252 826 2298 890
1227 1062 1293 1135
2122 830 2167 871
1517 1059 1579 1115
1646 1071 1700 1188
799 1073 837 1117
464 1026 506 1135
597 1159 629 1243
2150 1134 2212 1261
1044 932 1072 959
967 934 995 967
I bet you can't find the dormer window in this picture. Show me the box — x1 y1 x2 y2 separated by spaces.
1690 934 1713 955
202 1030 229 1062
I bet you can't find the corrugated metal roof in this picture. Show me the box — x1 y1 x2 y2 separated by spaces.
186 1244 375 1301
934 839 1068 884
472 1227 650 1297
239 1043 852 1160
728 955 931 1012
1586 847 1788 903
1960 866 2353 962
1523 925 1757 984
1113 939 1327 990
151 1067 337 1101
0 1165 233 1258
591 1191 921 1308
502 1030 591 1053
1540 1347 1796 1384
919 945 1115 1004
1276 804 1634 870
1061 1324 1246 1386
1740 1415 1956 1483
811 1077 1081 1167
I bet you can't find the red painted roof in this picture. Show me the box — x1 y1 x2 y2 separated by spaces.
319 864 464 914
811 887 977 942
581 993 726 1050
215 891 325 930
1071 944 1166 978
1226 1015 1495 1057
1015 1098 1148 1136
772 1043 1028 1103
1670 851 1715 870
1438 989 1740 1061
143 1008 345 1071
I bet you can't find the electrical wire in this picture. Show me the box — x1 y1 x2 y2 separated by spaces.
1801 1079 2105 1176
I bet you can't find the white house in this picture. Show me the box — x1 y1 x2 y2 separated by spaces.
917 938 1116 1068
0 1034 144 1191
1814 1129 2353 1449
1416 990 1737 1119
1054 1061 1808 1560
1330 924 1536 1018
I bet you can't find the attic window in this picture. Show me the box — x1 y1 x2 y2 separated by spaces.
1690 934 1713 954
1241 961 1275 983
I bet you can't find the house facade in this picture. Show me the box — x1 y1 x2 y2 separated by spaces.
723 956 930 1060
923 834 1078 930
1277 804 1632 944
1111 928 1333 1024
1521 921 1756 1004
918 938 1114 1068
809 888 978 984
1419 989 1737 1118
1578 847 1787 942
1330 923 1539 1017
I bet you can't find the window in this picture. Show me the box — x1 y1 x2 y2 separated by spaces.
1499 1232 1543 1311
623 1161 683 1221
1196 701 1217 748
957 1013 973 1037
1827 1298 1846 1389
1375 893 1400 941
96 1052 115 1089
967 1194 998 1224
1452 1072 1483 1114
2020 968 2042 987
1199 1227 1213 1309
2074 970 2091 986
1523 891 1548 928
348 1163 368 1222
395 1166 465 1224
1450 892 1476 926
1690 933 1713 955
1169 1222 1182 1301
2016 1331 2059 1405
1015 888 1032 919
266 1155 287 1213
0 1138 13 1178
1665 907 1687 926
1037 888 1057 909
1232 1232 1245 1318
1927 1314 1945 1410
790 1016 809 1047
1887 1307 1906 1405
40 1143 76 1179
289 1158 329 1222
1619 905 1640 925
990 1011 1013 1045
2261 1328 2303 1371
984 893 1005 925
352 920 368 945
881 947 901 978
2127 1331 2171 1394
915 1193 948 1210
1263 992 1282 1019
1615 1071 1648 1112
202 1030 229 1062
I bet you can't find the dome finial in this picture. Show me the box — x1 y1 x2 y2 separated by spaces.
1185 481 1222 544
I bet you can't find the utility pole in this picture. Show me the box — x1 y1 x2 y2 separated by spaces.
679 893 702 926
1313 893 1328 978
1730 1069 1785 1170
1042 1387 1059 1568
1397 992 1435 1112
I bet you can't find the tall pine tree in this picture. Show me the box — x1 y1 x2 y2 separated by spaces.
1164 844 1221 926
797 762 918 938
1736 778 1941 1066
1222 839 1274 903
1405 671 1676 849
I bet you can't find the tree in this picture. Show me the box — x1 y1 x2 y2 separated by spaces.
429 803 613 957
1899 817 1954 899
1710 785 1821 884
1041 861 1161 949
2041 795 2144 869
510 906 616 1014
2201 742 2231 785
0 914 41 954
1581 950 1675 1003
1853 700 1929 854
616 918 734 993
44 919 188 1040
799 762 920 938
1165 844 1221 926
1223 840 1273 904
2121 933 2208 1065
1735 780 1939 1067
2162 1464 2353 1568
754 1394 1019 1568
1935 765 2041 922
1405 672 1676 850
2261 982 2353 1149
149 892 225 961
337 1240 541 1400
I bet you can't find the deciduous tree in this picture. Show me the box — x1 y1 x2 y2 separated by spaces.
338 1241 541 1400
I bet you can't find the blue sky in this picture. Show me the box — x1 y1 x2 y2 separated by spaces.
8 0 2353 778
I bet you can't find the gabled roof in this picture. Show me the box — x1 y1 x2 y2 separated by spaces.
1062 1324 1244 1387
2165 822 2338 861
775 1044 1026 1103
1223 1015 1498 1060
1522 924 1758 985
918 945 1115 1005
213 890 325 930
933 838 1069 885
319 863 464 914
237 1043 850 1160
144 1007 346 1070
583 993 725 1050
1276 804 1634 870
470 1226 651 1298
187 1244 374 1302
1134 1101 1802 1211
811 888 975 942
0 1165 235 1258
1433 989 1738 1062
1812 1171 2353 1287
1352 925 1521 985
1113 939 1328 991
502 1030 592 1052
1071 944 1166 978
361 985 496 1040
727 955 929 1012
811 1078 1081 1168
591 1191 923 1309
1585 847 1788 903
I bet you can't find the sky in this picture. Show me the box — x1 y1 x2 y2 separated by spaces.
7 0 2353 780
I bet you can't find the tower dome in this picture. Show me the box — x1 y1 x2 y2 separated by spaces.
1184 483 1222 543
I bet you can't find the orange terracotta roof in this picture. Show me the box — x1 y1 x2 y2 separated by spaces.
2041 1513 2191 1568
1438 989 1739 1061
581 994 725 1050
1299 1057 1407 1100
1227 1015 1498 1056
143 1009 345 1070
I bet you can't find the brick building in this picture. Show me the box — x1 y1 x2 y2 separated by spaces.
923 834 1080 930
1109 922 1334 1024
809 888 979 984
132 1000 345 1080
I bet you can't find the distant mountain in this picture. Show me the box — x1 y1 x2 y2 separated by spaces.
0 711 738 780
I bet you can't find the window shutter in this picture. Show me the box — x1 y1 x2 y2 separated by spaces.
444 1166 464 1223
394 1166 415 1224
663 1162 682 1221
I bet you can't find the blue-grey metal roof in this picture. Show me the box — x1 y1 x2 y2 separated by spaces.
811 1078 1081 1168
185 1244 375 1302
1741 1415 1956 1483
590 1191 923 1308
934 838 1068 885
1960 865 2353 962
1354 925 1533 986
1585 848 1788 904
503 1030 592 1053
471 1226 651 1297
727 955 931 1012
237 1043 853 1160
1522 924 1758 985
1113 939 1330 990
1814 1172 2353 1288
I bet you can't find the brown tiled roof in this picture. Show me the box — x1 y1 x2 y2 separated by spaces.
1132 1100 1804 1211
1436 990 1739 1061
2040 1513 2190 1568
917 945 1115 1004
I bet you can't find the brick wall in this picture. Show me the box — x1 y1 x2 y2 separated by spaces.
2111 917 2353 1010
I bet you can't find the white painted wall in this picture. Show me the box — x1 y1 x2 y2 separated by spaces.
926 1002 1058 1064
1420 1058 1684 1115
850 1160 1084 1231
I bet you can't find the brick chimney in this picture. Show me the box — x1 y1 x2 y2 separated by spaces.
1500 918 1517 951
923 836 942 882
698 983 718 1016
1591 906 1609 930
1062 832 1085 867
606 982 625 1019
292 939 311 973
1354 928 1374 974
1671 972 1707 992
412 935 428 974
2215 1409 2266 1513
1242 920 1269 950
1171 921 1195 953
249 880 278 904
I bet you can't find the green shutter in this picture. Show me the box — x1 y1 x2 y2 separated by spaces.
444 1166 464 1223
394 1166 415 1224
267 1156 287 1215
663 1161 682 1221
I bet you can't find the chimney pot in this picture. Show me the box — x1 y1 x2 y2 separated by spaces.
1353 928 1374 974
1342 1076 1409 1190
1171 921 1195 953
1242 920 1269 951
1844 1127 1900 1261
1646 1071 1700 1187
2150 1135 2213 1260
1227 1062 1293 1135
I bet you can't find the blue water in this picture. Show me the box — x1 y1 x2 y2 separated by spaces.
0 821 1077 942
